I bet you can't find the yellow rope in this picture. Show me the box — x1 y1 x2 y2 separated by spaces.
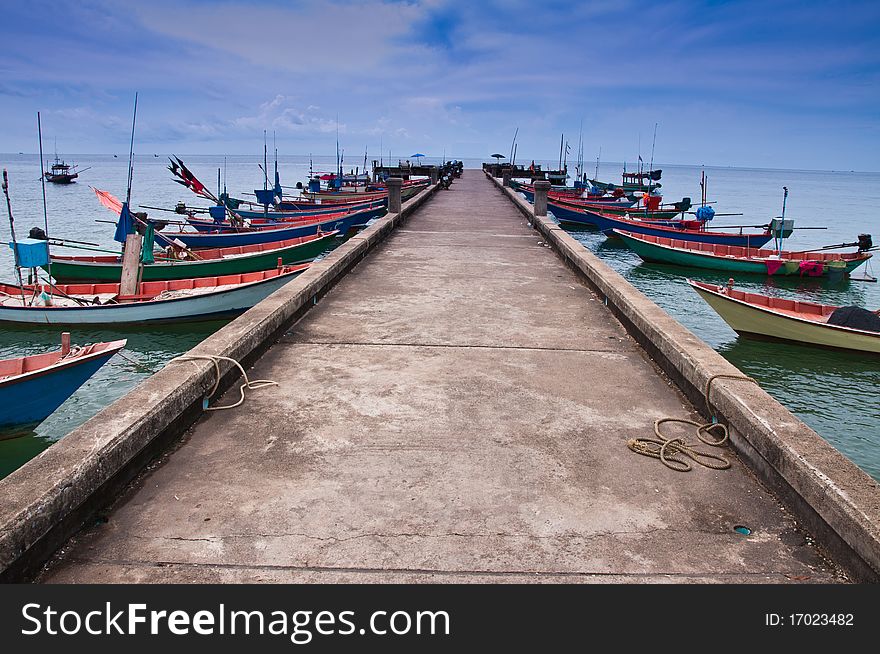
171 354 278 411
627 373 759 472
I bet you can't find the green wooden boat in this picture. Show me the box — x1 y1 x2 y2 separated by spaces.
45 230 339 283
614 229 871 277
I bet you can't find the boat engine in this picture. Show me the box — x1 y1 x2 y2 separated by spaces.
857 233 873 251
28 226 47 240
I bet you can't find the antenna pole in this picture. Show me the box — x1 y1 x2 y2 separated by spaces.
649 122 658 176
125 93 138 205
37 111 53 283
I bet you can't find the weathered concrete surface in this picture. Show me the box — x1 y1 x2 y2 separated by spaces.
42 171 844 583
489 172 880 581
0 183 439 582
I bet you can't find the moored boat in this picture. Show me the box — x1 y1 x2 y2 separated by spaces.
548 200 773 248
46 231 338 282
550 194 686 220
0 335 126 433
589 169 662 194
154 206 373 249
0 265 309 325
615 230 872 278
184 203 386 233
689 279 880 354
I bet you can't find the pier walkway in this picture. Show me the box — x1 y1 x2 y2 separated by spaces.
43 171 841 582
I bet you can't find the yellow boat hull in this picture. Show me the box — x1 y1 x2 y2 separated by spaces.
693 286 880 354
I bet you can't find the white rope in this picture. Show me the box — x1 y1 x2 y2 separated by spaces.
171 354 278 411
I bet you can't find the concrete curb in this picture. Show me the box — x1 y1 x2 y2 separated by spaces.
0 183 440 582
487 171 880 582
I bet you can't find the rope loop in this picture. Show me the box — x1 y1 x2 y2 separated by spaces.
627 373 759 472
171 354 278 411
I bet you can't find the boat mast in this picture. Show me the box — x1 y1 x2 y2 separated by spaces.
558 133 564 172
37 111 52 283
2 170 28 303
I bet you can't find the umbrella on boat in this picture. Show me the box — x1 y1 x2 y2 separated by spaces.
490 153 506 160
410 153 425 164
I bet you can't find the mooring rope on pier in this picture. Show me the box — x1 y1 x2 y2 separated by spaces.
627 373 759 472
171 354 278 411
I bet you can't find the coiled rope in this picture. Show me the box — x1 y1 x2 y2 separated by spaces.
172 355 278 411
627 373 758 472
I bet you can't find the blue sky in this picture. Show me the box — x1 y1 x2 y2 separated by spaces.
1 0 878 169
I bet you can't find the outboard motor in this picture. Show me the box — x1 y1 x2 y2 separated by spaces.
28 226 47 240
857 233 873 251
175 201 188 214
295 181 303 190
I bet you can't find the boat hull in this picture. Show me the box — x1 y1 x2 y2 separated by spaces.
0 271 303 325
0 344 123 431
185 205 385 234
691 283 880 354
155 210 370 249
229 199 385 221
617 231 868 277
47 233 336 282
548 201 773 248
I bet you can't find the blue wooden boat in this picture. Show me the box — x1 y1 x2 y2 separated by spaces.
228 198 385 222
0 335 125 435
548 200 773 248
183 204 386 234
155 208 373 249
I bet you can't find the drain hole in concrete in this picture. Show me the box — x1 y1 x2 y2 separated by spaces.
733 525 751 535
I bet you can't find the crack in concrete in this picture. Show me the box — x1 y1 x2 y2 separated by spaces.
59 556 823 581
280 340 633 354
141 528 759 544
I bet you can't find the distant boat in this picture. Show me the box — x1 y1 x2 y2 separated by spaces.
690 279 880 354
0 334 125 435
44 155 88 184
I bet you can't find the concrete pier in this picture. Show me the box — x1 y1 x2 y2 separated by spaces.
39 171 850 583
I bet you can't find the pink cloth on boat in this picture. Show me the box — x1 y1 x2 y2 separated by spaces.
765 259 784 275
798 260 824 276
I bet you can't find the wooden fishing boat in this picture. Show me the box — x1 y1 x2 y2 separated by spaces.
302 178 427 201
689 280 880 354
44 159 80 184
511 180 634 205
550 194 684 220
589 169 661 194
184 204 386 233
231 198 386 221
0 265 308 325
46 231 338 282
614 230 872 278
155 206 372 249
275 194 386 211
548 200 773 248
0 335 126 433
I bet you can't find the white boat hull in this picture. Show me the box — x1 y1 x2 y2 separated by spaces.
0 274 296 325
